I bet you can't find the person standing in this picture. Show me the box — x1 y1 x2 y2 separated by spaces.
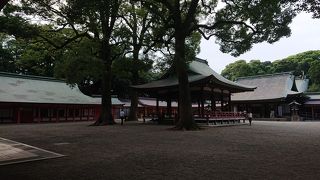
243 111 247 123
120 109 125 125
248 112 253 126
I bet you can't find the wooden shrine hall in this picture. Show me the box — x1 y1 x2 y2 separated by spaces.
133 58 256 124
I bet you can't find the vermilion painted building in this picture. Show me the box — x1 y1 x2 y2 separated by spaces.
0 72 122 123
132 58 254 124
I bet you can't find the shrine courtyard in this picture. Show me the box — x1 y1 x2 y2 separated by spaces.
0 121 320 180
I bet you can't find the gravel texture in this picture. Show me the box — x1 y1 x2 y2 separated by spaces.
0 121 320 180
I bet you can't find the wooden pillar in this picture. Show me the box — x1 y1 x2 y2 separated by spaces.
73 107 75 121
167 98 172 117
213 92 216 112
201 87 204 118
228 93 231 112
220 89 224 111
312 106 315 120
87 107 89 121
56 108 59 122
245 104 248 113
211 88 215 111
38 107 41 123
197 99 201 116
65 107 68 121
49 107 52 122
156 97 159 118
16 108 21 124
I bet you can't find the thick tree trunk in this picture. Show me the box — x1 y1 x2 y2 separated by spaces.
128 48 140 121
174 36 198 130
93 43 115 125
128 91 138 121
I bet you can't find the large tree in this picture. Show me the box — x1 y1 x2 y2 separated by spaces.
118 1 162 121
18 0 124 125
141 0 296 130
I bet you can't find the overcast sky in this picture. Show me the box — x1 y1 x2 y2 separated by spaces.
198 12 320 74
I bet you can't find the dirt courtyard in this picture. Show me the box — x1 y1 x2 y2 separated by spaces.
0 121 320 180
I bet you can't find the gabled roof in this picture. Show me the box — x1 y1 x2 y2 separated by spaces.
295 78 309 92
133 58 255 93
231 72 301 102
304 92 320 105
0 72 98 105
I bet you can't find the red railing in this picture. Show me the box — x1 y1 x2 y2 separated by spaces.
204 111 245 120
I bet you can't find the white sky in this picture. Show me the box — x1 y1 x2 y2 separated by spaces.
198 12 320 74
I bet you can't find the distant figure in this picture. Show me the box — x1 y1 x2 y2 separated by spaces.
120 109 125 125
243 111 247 123
248 112 253 126
270 110 275 118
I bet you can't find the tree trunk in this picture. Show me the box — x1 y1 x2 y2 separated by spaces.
93 42 115 125
174 35 198 130
128 48 140 121
128 91 138 121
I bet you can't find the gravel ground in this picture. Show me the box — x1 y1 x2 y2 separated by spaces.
0 120 320 180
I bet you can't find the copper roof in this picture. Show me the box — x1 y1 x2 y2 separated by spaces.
0 72 99 105
231 72 302 102
133 58 255 93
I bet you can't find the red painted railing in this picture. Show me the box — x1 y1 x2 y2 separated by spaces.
204 111 246 119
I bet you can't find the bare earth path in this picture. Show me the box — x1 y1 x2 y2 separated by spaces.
0 121 320 180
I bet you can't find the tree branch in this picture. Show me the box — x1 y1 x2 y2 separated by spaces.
198 20 257 33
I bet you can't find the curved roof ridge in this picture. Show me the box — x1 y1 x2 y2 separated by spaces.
236 72 293 81
0 71 65 83
188 60 255 89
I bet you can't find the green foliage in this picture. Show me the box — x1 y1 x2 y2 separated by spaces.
221 59 273 81
288 0 320 18
208 1 296 56
308 83 320 92
222 50 320 91
249 60 273 75
0 45 15 73
221 60 252 81
309 60 320 84
112 57 153 97
54 39 103 86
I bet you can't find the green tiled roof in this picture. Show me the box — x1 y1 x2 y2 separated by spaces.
232 72 302 102
133 58 255 92
0 72 99 105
